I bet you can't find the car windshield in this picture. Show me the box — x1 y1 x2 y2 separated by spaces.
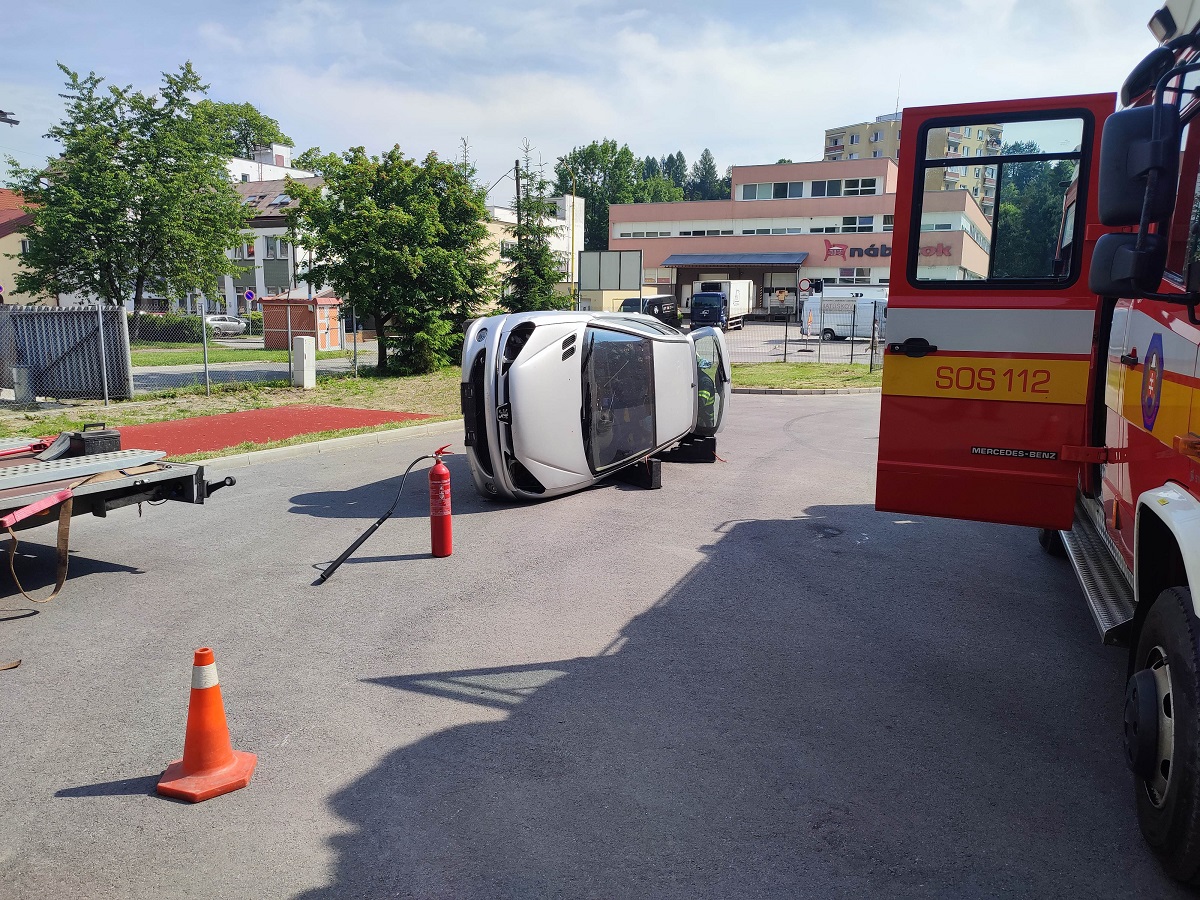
691 293 722 310
581 326 656 472
619 299 642 312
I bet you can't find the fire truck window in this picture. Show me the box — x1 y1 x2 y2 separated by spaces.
1168 122 1200 280
914 116 1085 285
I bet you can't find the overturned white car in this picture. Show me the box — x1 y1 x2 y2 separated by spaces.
460 311 731 500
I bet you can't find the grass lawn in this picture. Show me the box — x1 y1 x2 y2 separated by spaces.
130 348 349 366
732 361 882 390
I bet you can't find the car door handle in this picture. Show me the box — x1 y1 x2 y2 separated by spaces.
1120 351 1139 367
887 337 938 358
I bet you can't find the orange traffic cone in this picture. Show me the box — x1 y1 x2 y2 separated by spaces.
157 647 257 802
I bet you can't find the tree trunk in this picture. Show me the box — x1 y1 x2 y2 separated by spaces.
374 311 389 374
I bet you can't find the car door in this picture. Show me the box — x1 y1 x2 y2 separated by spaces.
876 94 1114 530
689 326 731 437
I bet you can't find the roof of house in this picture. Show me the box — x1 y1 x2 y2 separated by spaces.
0 189 33 239
234 177 323 216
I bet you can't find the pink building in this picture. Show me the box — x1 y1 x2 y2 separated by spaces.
608 158 988 314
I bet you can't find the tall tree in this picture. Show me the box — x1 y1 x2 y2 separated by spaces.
503 141 570 312
632 175 684 203
285 146 494 374
687 148 722 200
662 152 688 189
642 155 662 181
194 100 293 159
554 139 640 251
7 63 251 308
292 146 330 172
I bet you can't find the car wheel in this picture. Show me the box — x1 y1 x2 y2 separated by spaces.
1128 586 1200 883
1038 528 1066 558
821 328 835 342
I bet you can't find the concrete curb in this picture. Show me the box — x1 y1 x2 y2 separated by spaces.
199 419 463 470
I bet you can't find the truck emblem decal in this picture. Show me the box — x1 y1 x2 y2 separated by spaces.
1141 333 1164 431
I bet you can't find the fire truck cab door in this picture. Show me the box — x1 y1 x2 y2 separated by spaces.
876 94 1115 530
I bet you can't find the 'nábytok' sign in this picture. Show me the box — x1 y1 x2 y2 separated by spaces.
822 242 953 260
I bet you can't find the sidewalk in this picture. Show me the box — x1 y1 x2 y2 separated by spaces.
115 405 432 458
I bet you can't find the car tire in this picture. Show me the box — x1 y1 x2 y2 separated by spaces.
1130 586 1200 883
821 328 835 342
1038 528 1066 558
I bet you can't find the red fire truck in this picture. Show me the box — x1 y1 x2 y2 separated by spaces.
877 0 1200 881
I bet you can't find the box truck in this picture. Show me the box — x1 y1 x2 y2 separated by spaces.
689 280 752 331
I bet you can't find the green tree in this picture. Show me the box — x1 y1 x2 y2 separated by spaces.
554 139 640 251
687 148 722 200
632 175 684 203
503 142 569 312
285 145 494 374
990 141 1076 278
662 152 688 189
193 100 293 159
7 63 251 308
292 146 333 172
642 155 662 180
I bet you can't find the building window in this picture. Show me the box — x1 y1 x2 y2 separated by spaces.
841 216 874 233
771 228 785 234
240 174 249 182
619 232 632 238
19 239 31 254
871 150 882 158
849 134 860 144
788 182 803 198
811 180 842 197
773 182 788 199
835 267 872 284
848 153 859 160
843 177 878 196
785 227 803 234
871 131 882 142
264 237 289 259
883 214 894 232
977 129 984 139
741 184 757 200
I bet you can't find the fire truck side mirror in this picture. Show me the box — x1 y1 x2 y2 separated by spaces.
1098 106 1180 226
1089 232 1168 297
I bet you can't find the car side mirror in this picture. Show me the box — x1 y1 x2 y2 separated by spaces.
1089 232 1168 296
1097 106 1180 226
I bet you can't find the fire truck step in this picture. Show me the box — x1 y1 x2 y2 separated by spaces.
1060 500 1135 646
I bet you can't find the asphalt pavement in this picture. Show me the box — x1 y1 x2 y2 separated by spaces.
0 395 1188 898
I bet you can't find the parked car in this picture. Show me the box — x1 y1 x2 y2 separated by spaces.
461 311 731 500
205 314 247 336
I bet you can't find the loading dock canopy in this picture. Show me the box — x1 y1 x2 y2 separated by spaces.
660 252 809 268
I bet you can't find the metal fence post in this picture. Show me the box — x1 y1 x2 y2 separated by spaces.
816 302 823 364
351 306 358 377
96 303 110 406
286 304 293 371
849 304 857 365
783 311 789 363
201 306 211 396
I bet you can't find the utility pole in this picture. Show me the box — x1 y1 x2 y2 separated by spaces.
513 158 521 249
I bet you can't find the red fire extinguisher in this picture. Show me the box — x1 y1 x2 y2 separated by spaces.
429 444 453 558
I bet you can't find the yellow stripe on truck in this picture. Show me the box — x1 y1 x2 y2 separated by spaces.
883 355 1091 405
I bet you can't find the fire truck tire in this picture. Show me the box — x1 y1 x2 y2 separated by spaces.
1131 586 1200 883
1037 528 1066 558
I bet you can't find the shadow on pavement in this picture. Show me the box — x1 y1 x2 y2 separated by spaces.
0 542 144 600
293 504 1176 899
55 775 161 799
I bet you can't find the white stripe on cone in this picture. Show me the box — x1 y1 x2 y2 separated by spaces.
191 662 219 690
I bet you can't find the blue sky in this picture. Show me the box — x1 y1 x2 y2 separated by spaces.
1 1 1166 202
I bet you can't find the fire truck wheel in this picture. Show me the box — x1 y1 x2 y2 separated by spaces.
1131 586 1200 883
1037 528 1066 558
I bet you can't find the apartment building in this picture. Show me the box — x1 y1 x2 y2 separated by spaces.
486 193 585 295
825 114 1001 220
607 158 990 313
824 112 902 162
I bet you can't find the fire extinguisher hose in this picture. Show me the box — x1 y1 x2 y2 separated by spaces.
315 452 434 586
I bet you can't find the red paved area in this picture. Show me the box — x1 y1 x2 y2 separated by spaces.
116 405 432 457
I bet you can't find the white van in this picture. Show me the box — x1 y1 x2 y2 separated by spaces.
801 289 887 341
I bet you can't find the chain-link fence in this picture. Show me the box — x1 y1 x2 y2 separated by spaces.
706 300 886 371
0 304 365 405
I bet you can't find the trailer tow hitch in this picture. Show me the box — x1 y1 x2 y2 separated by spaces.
205 476 237 498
